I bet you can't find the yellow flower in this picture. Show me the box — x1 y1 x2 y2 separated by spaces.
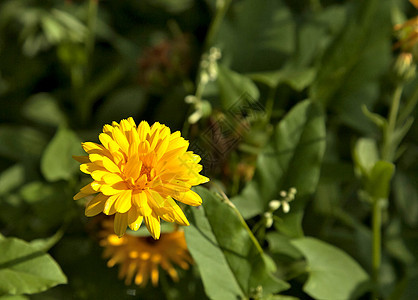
73 118 208 239
99 219 192 287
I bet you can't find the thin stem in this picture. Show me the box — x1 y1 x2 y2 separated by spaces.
382 85 403 161
204 0 232 51
372 198 382 300
214 183 264 254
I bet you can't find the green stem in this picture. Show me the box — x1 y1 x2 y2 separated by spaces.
372 198 382 300
204 0 232 51
214 183 264 254
382 85 403 161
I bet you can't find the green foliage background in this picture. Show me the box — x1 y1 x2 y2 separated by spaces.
0 0 417 299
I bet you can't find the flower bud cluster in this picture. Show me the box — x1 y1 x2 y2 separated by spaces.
185 47 221 124
264 187 297 228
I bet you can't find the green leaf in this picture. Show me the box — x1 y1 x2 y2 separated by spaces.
216 0 295 72
309 0 392 134
353 138 379 177
40 127 83 182
184 187 289 300
366 161 395 200
217 64 259 109
0 237 67 296
22 93 66 127
249 67 316 91
0 165 25 196
232 100 326 220
291 237 369 300
29 229 65 252
266 232 302 260
0 126 48 161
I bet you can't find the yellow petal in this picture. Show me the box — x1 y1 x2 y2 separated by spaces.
82 142 106 154
132 191 152 216
124 155 142 180
91 170 109 181
85 193 107 216
90 154 121 173
114 212 129 237
161 198 189 226
128 208 143 231
101 181 127 196
80 163 104 174
114 189 133 213
112 126 130 154
144 213 161 239
103 173 124 185
103 193 119 215
176 190 203 206
150 263 159 286
137 121 150 141
74 182 100 200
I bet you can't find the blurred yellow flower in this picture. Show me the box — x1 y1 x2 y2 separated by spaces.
394 0 418 52
73 118 208 239
99 220 192 287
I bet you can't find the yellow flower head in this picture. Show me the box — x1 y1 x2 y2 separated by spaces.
99 219 192 287
73 118 208 239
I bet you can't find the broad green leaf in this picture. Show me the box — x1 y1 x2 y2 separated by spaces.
232 100 326 220
217 64 259 109
291 237 369 300
216 0 294 72
366 161 395 200
353 138 379 177
184 187 289 300
0 237 67 296
22 93 66 127
0 165 24 196
29 229 65 252
41 127 83 182
266 232 302 260
0 126 48 161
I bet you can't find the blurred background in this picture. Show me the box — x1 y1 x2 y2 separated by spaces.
0 0 417 299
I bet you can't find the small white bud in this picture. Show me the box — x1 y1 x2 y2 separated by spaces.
200 72 209 85
188 110 202 124
185 95 197 104
269 200 281 211
289 187 297 195
282 201 290 213
264 212 273 228
280 190 287 198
